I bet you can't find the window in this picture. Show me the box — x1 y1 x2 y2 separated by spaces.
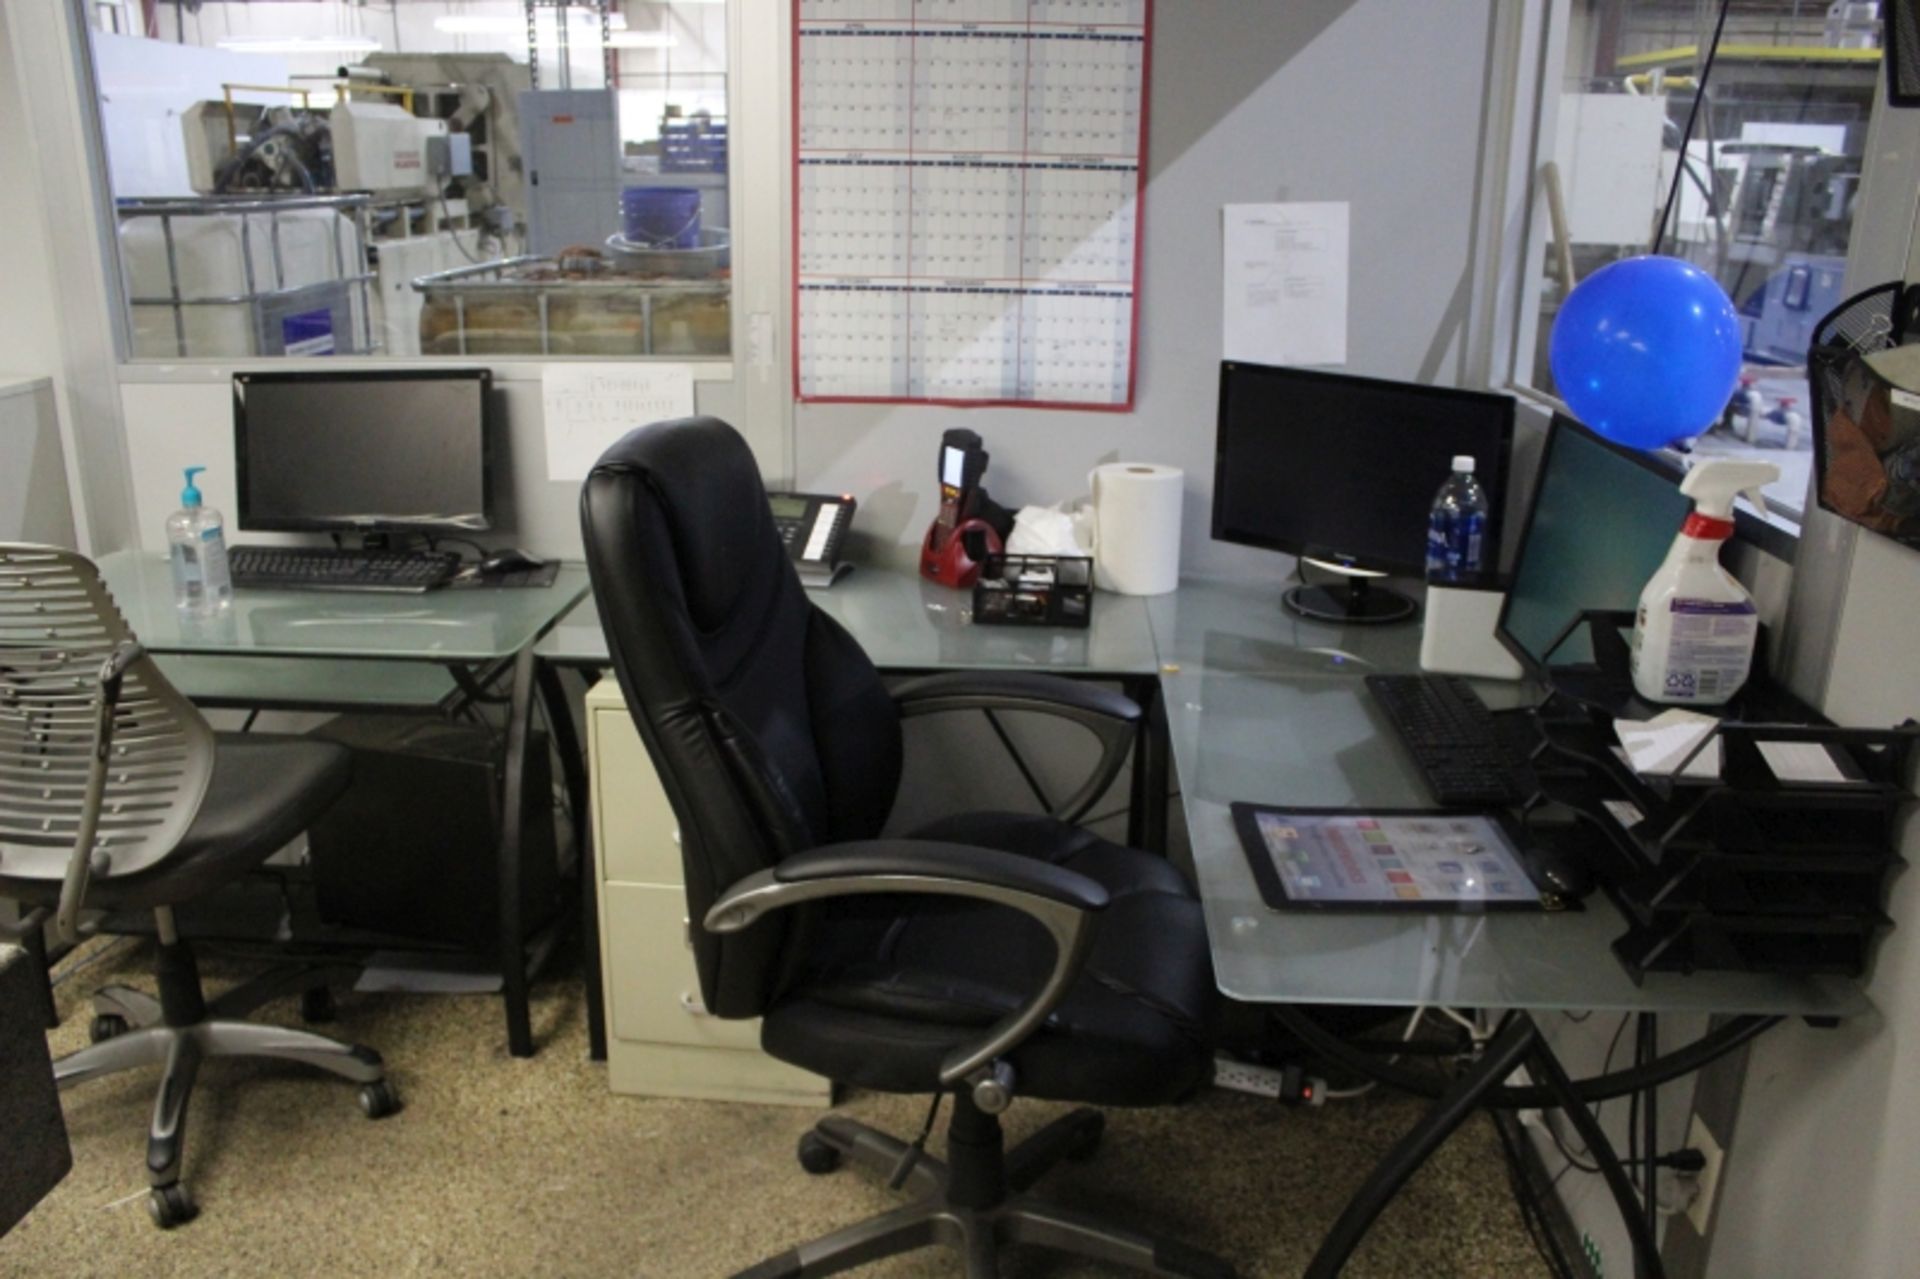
1514 0 1884 527
85 0 730 360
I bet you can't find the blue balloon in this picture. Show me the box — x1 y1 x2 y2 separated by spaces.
1549 255 1743 451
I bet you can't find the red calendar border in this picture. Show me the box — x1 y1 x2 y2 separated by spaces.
790 1 1153 413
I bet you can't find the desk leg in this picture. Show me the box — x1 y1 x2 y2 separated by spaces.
1304 1014 1538 1279
1125 677 1169 855
1305 1011 1669 1279
537 662 607 1063
498 648 537 1059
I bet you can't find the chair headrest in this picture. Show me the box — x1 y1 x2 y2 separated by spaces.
585 416 778 634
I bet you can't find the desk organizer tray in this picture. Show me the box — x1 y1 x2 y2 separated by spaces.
972 554 1093 628
1551 702 1916 981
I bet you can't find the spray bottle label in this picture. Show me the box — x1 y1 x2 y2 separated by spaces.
1660 598 1757 701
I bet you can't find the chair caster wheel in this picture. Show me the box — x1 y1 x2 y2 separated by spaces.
1066 1112 1106 1162
148 1184 196 1229
797 1131 843 1175
300 986 337 1024
358 1080 401 1119
89 1013 130 1044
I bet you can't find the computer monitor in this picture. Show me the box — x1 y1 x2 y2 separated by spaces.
233 369 492 535
1211 362 1515 622
1496 413 1691 672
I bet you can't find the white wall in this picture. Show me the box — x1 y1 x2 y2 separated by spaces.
792 0 1505 580
1699 65 1920 1279
1705 528 1920 1279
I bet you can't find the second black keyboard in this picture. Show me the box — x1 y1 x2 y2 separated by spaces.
229 546 460 594
1366 673 1538 808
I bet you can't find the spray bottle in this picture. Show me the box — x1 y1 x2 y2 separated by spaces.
1630 460 1779 706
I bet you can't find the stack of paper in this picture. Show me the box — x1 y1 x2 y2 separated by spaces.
1614 709 1723 779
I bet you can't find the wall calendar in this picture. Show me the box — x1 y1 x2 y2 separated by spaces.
794 0 1152 409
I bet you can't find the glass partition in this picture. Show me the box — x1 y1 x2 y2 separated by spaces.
84 0 731 360
1522 0 1884 525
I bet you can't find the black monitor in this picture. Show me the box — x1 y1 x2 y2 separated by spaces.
233 368 492 535
1211 362 1515 622
1496 413 1692 672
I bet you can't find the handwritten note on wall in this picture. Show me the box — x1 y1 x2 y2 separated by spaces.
1221 202 1350 368
542 363 696 481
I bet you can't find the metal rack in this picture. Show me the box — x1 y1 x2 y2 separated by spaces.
411 255 728 357
117 194 378 358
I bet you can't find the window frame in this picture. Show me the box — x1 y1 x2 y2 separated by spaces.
1488 0 1900 556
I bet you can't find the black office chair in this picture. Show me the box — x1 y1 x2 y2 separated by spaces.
0 545 398 1230
582 418 1231 1278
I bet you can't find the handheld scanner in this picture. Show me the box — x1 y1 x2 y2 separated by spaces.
937 429 988 531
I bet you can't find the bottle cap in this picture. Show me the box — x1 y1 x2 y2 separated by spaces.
181 466 206 508
1451 455 1475 474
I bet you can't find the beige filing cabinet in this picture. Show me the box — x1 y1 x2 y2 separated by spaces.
587 678 831 1105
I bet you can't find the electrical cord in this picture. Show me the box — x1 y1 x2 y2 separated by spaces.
1652 0 1733 254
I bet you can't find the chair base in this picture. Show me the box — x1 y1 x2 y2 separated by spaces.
53 941 394 1229
739 1103 1234 1279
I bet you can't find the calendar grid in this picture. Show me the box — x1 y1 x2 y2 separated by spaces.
794 0 1151 409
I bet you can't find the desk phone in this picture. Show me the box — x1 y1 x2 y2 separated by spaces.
769 491 855 587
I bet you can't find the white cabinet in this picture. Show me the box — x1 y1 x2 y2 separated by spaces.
587 679 830 1106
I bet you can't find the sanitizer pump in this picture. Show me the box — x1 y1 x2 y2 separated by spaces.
1630 460 1778 706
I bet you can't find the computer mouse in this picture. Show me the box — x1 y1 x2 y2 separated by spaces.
1522 849 1595 901
478 548 543 576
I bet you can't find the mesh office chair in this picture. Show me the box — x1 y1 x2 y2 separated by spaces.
0 545 397 1229
582 418 1231 1279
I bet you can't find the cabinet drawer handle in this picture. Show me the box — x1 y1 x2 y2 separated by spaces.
679 991 713 1018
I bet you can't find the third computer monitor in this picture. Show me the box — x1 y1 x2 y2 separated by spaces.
1495 413 1693 672
1212 361 1515 621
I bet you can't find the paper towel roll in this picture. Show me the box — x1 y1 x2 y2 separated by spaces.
1089 462 1183 595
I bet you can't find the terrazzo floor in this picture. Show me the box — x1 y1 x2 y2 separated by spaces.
2 939 1550 1278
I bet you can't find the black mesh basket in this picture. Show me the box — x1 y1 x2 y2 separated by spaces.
1889 0 1920 108
1805 280 1920 537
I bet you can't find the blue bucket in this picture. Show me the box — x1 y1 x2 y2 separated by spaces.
621 186 702 249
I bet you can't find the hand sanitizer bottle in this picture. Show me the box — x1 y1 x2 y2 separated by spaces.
167 465 232 617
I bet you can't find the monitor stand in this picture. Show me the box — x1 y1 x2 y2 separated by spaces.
1283 572 1417 625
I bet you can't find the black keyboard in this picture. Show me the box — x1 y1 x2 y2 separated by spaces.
229 546 460 594
1366 674 1538 808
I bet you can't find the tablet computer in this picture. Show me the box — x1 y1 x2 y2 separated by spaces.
1231 804 1546 912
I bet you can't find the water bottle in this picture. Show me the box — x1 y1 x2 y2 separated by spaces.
1425 455 1489 585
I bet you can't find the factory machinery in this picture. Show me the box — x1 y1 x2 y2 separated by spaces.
118 49 730 359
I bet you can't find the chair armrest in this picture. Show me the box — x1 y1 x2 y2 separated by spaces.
892 671 1140 725
705 839 1108 1091
55 641 143 945
891 673 1141 824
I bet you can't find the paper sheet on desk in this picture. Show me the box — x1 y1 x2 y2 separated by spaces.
1222 202 1349 367
1614 709 1722 779
542 363 695 481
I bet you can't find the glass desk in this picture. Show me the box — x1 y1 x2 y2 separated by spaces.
1151 579 1866 1020
1152 579 1867 1279
541 568 1170 851
540 567 1159 675
95 552 596 1061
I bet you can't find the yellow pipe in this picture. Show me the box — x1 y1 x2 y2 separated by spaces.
336 83 417 113
1616 43 1883 71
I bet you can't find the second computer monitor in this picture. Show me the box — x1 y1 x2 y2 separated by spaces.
233 368 492 535
1211 362 1515 621
1496 413 1692 672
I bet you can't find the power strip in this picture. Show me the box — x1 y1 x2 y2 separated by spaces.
1211 1054 1326 1106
